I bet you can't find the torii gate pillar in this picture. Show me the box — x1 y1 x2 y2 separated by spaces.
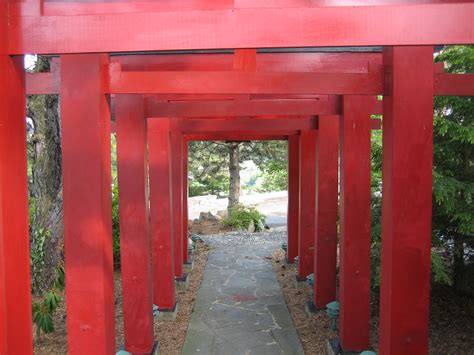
171 129 185 279
0 54 33 353
379 46 434 354
183 137 189 264
339 96 372 352
313 116 339 309
287 135 300 264
60 54 116 354
116 95 155 353
298 130 317 279
148 118 177 312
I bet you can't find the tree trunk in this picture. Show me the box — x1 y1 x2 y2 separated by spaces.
27 57 64 294
453 235 465 291
228 143 241 212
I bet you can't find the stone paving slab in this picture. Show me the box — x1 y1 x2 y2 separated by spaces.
183 239 304 355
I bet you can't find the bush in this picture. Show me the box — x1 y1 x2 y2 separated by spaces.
224 204 266 232
112 183 121 270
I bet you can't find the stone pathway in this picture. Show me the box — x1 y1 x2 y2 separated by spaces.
183 233 304 355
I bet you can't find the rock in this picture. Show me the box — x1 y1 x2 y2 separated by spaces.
216 210 228 219
248 220 256 233
199 211 218 221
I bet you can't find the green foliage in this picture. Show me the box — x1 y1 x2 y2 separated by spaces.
432 46 473 290
224 204 266 232
431 251 452 285
32 264 65 341
258 160 288 192
188 140 288 197
112 182 121 270
188 141 230 197
110 134 121 270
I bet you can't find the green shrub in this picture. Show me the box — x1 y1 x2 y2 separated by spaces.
224 204 266 232
112 183 121 270
32 264 65 341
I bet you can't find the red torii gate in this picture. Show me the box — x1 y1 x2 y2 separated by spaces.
1 1 474 355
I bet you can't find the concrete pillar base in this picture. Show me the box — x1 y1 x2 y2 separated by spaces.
117 341 159 355
326 338 367 355
184 258 194 273
293 274 307 289
176 273 189 292
156 302 179 321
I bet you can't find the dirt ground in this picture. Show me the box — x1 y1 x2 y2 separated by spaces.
34 241 210 355
272 249 474 355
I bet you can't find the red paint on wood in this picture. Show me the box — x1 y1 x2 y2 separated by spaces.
60 54 115 354
115 52 381 74
25 0 474 17
170 129 184 278
177 117 316 133
313 115 339 309
234 49 257 72
0 54 33 354
298 130 317 279
146 97 340 117
187 133 290 141
370 118 382 130
116 95 155 354
434 73 474 96
339 95 372 351
287 135 300 264
8 4 474 54
379 46 434 355
25 68 474 99
108 67 384 95
148 118 177 310
25 72 58 95
182 137 189 264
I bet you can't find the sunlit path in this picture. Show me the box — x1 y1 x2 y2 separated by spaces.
183 232 303 355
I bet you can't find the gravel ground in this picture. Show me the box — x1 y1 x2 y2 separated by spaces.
199 229 287 248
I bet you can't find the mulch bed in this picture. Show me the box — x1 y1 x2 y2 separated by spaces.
34 241 210 355
188 218 232 236
272 249 474 355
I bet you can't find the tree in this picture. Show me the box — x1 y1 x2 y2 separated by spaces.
432 46 474 291
27 56 64 294
187 140 288 210
228 143 241 211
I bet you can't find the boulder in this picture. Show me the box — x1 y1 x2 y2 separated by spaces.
199 211 218 221
248 220 256 233
216 210 228 219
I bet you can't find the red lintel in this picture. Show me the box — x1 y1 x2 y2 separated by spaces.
25 66 473 98
108 67 384 95
186 132 290 141
175 117 317 133
8 3 474 54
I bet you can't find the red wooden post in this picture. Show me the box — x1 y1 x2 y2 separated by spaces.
171 129 184 279
287 135 300 264
339 96 372 352
60 54 115 354
116 95 155 354
148 118 176 311
379 46 434 355
182 136 189 264
298 130 317 279
0 53 33 353
313 115 339 309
